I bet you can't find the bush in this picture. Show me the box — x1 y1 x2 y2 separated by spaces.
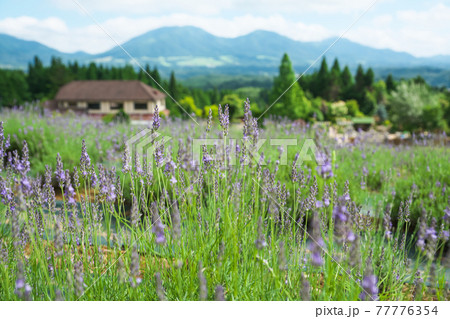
345 99 360 117
388 81 440 131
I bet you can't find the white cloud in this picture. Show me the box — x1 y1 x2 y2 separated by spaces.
0 2 448 57
345 3 450 57
0 16 68 39
0 14 333 53
55 0 377 15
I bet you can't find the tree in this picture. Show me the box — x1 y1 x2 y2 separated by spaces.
329 58 342 100
364 68 375 88
354 65 365 92
121 65 136 80
340 66 353 100
269 53 311 119
388 81 440 131
360 91 377 115
346 100 361 117
138 65 149 83
47 57 71 97
168 71 178 101
0 69 30 105
150 67 161 88
27 56 48 100
193 89 211 109
179 96 202 117
375 104 388 123
314 57 330 99
166 71 180 113
341 66 353 88
385 74 396 93
211 87 221 104
86 62 98 80
204 105 219 118
68 61 81 80
220 94 244 119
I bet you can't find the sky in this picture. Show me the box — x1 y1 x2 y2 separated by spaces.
0 0 449 57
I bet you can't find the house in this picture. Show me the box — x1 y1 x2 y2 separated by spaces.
54 80 167 120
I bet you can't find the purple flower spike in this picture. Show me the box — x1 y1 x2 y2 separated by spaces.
316 153 333 179
152 105 160 131
309 216 324 267
55 153 65 188
360 274 379 301
80 139 91 177
218 104 230 136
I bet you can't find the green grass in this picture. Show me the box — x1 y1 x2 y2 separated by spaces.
0 108 448 301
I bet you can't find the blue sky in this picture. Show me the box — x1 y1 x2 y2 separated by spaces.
0 0 449 57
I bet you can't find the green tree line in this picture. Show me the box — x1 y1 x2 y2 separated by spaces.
0 54 449 132
266 54 450 132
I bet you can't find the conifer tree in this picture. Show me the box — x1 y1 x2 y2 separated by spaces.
269 53 311 119
385 74 396 93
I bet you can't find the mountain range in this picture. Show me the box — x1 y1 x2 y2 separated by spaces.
1 26 449 86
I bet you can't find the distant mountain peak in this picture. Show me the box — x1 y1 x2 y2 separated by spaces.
0 26 449 86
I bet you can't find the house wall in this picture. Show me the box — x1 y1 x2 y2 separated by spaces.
57 98 167 115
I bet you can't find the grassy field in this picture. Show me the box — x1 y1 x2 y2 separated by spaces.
0 104 449 301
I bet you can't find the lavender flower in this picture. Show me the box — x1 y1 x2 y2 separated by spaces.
255 216 267 250
80 140 91 177
43 165 56 212
206 108 212 133
0 121 5 163
98 165 116 203
444 206 450 222
316 153 333 179
171 203 181 242
332 196 352 244
73 166 80 189
89 164 97 187
65 173 76 207
21 141 30 175
0 176 13 207
55 153 65 188
130 194 140 228
243 98 252 139
0 121 9 172
152 219 166 245
155 272 166 301
412 271 423 300
416 216 426 251
152 105 160 131
122 146 131 174
74 261 84 297
15 260 32 301
198 261 207 301
215 285 225 301
300 273 311 301
360 274 378 301
151 203 166 245
323 185 331 208
425 218 438 259
309 215 324 267
218 104 229 136
116 257 126 284
383 204 392 240
349 234 361 268
129 245 141 287
154 144 165 168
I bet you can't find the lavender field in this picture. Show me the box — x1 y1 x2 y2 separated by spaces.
0 103 449 301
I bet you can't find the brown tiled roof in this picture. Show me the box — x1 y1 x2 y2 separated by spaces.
55 80 166 101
